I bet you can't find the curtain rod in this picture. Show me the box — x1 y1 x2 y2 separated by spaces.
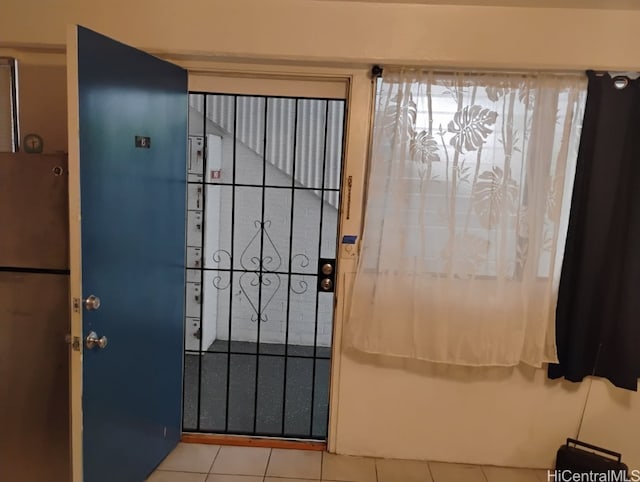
370 65 639 80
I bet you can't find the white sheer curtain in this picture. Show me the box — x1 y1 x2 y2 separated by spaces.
346 70 587 367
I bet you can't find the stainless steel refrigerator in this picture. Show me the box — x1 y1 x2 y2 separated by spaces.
0 152 71 481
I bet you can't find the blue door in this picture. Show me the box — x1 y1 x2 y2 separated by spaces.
68 26 187 482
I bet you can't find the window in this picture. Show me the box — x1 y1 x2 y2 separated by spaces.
347 70 587 367
0 58 19 152
367 74 582 280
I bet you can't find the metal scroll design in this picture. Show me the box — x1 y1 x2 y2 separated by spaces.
209 220 310 322
291 254 310 295
239 272 281 322
211 249 232 290
241 220 282 272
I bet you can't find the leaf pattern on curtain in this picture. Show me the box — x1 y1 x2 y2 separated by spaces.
348 70 587 367
486 81 534 106
472 166 519 229
448 105 498 152
380 92 417 142
546 176 562 223
410 130 440 180
410 130 440 164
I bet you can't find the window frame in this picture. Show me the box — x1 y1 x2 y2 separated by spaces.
0 57 19 152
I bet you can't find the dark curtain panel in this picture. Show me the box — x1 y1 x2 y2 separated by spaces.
549 70 640 391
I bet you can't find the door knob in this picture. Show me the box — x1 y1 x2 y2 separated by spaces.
83 295 101 311
86 331 108 349
321 263 334 275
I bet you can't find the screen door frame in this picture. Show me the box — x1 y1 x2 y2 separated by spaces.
185 65 372 451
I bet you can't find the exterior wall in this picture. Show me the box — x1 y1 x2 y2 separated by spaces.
187 106 339 350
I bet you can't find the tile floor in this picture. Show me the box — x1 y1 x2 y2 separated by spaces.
147 443 552 482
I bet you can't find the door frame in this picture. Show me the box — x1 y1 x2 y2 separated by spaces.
68 47 373 481
181 65 373 452
66 26 83 482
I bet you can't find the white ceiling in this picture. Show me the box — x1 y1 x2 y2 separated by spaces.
320 0 640 10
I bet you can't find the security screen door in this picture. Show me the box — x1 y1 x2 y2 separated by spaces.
182 88 346 440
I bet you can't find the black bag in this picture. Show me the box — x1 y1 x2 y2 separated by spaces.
555 438 628 479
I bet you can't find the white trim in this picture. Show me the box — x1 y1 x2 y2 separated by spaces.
0 47 66 66
189 72 347 99
65 24 83 482
189 63 349 99
327 71 372 453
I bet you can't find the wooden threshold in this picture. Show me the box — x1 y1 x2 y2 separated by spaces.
181 433 326 451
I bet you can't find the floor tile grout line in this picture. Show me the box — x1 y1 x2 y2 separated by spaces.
208 444 223 474
153 469 210 474
155 445 550 482
207 446 272 477
264 477 322 481
264 446 274 478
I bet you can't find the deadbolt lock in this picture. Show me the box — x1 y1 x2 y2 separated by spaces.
317 258 336 292
321 263 334 275
320 278 333 291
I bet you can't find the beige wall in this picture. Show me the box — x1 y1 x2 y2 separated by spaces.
19 64 67 153
0 49 67 153
3 0 640 70
2 0 639 470
336 349 589 466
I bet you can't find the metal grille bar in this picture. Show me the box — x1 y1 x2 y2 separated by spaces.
189 93 342 207
183 92 346 441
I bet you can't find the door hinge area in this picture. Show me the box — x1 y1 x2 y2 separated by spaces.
65 334 81 351
72 297 81 313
